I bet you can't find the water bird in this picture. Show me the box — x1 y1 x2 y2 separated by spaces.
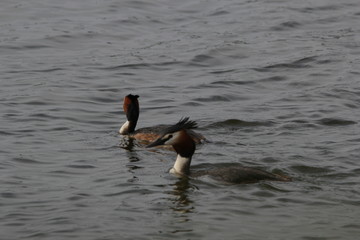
146 118 291 184
119 94 206 144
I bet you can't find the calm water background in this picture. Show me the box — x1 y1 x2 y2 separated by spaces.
1 0 360 239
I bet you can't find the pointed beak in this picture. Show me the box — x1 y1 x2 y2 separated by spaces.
146 137 167 148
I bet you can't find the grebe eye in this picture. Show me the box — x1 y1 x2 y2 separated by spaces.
162 133 174 142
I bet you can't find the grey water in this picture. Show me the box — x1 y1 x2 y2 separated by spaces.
1 0 360 239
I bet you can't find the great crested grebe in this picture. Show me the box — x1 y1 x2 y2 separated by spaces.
146 118 291 184
119 94 206 144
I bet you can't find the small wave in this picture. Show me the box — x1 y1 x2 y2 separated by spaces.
67 193 91 201
29 113 57 120
4 68 63 74
258 75 287 83
188 54 221 67
290 165 333 174
0 44 50 51
0 130 16 136
97 88 121 92
95 61 181 71
208 10 230 16
191 54 213 62
279 121 318 130
271 21 302 31
47 170 83 177
209 69 236 75
89 96 119 103
1 192 17 198
182 101 204 107
12 157 46 165
208 119 274 128
43 127 70 132
193 95 231 102
300 4 345 12
66 164 96 169
317 118 357 126
21 100 50 106
252 56 317 72
102 188 154 197
209 79 255 86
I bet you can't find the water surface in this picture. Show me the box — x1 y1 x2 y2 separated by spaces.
1 0 360 239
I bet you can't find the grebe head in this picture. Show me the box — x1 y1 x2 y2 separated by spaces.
119 94 139 134
146 117 197 175
146 117 197 150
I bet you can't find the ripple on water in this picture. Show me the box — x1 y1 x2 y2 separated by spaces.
66 164 96 169
252 56 318 72
290 165 333 175
94 61 181 71
316 118 357 126
12 157 48 165
208 119 274 128
193 95 232 102
4 67 64 74
0 130 16 136
257 75 288 83
270 21 302 31
0 44 51 51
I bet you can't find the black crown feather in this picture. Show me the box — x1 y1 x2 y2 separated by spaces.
165 117 198 134
126 94 139 99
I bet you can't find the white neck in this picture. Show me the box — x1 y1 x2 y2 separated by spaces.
119 121 130 134
169 154 191 175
